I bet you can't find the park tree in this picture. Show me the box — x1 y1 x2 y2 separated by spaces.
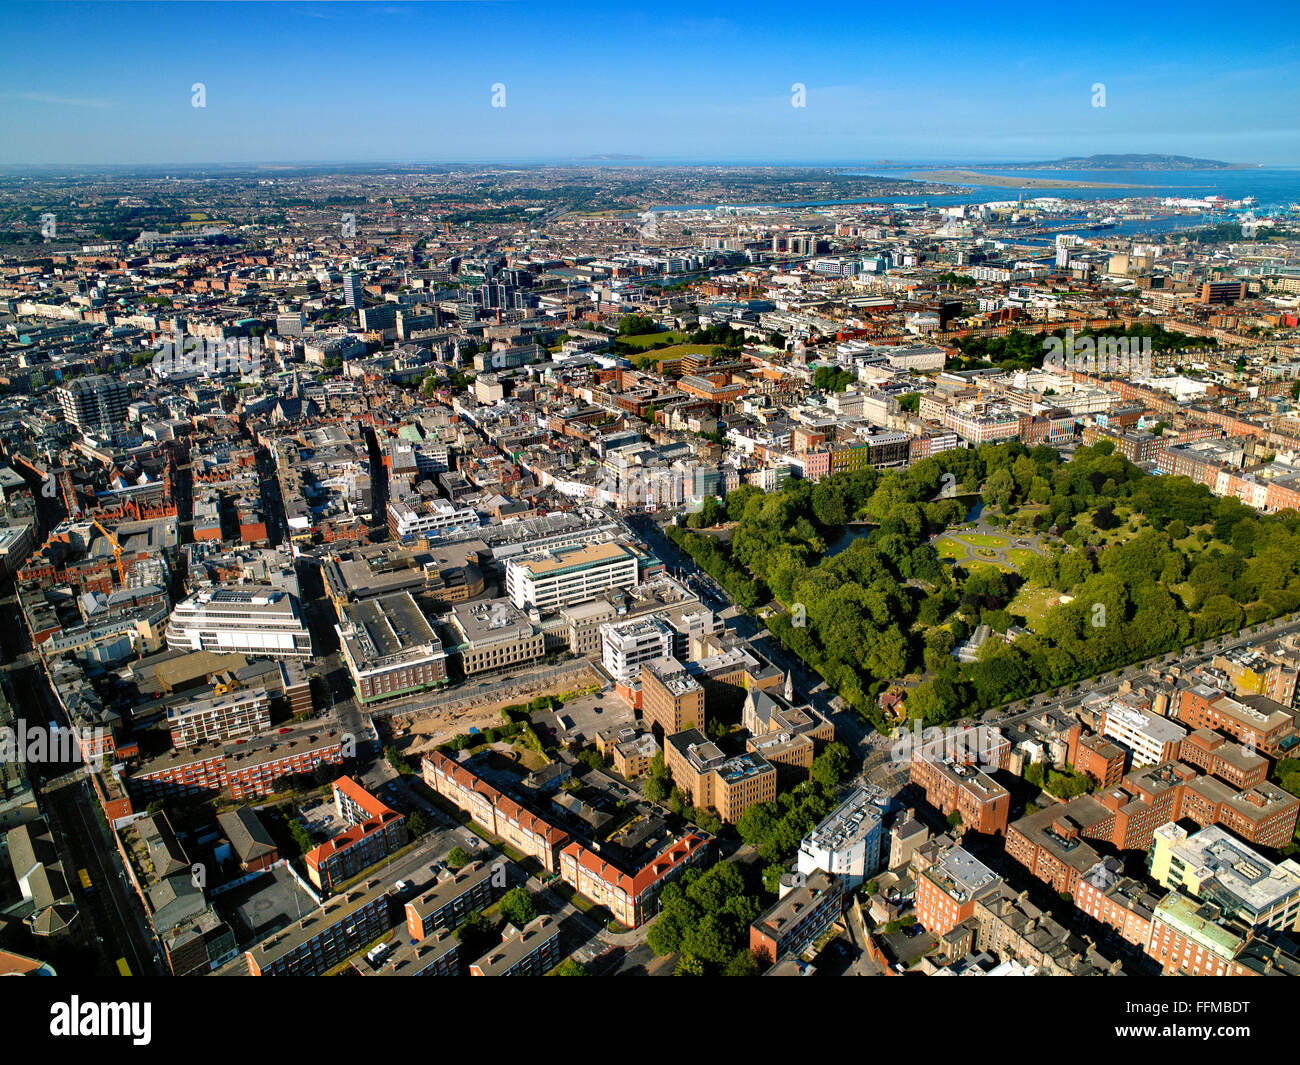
985 467 1017 512
499 887 538 927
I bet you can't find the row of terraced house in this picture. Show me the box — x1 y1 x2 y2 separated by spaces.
421 749 709 927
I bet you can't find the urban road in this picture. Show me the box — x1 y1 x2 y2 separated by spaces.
0 590 164 976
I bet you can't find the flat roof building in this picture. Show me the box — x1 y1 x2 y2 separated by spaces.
1099 703 1186 767
166 686 271 748
797 786 890 891
166 586 312 659
641 656 705 738
601 617 673 685
910 752 1011 836
131 726 345 801
916 844 1002 937
1151 822 1300 932
505 541 638 612
749 870 844 965
336 591 447 704
444 597 545 677
664 728 777 824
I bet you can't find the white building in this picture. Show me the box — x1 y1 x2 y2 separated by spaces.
600 617 673 684
167 687 272 748
796 786 888 890
506 541 638 612
386 497 480 542
1099 705 1187 767
166 587 313 658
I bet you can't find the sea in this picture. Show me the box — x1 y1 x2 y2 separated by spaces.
648 165 1300 240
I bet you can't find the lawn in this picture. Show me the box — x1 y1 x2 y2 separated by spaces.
961 532 1011 549
616 330 687 350
934 537 965 561
632 341 731 364
1008 583 1060 629
935 527 1046 580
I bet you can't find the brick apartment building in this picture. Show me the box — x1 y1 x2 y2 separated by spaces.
1072 857 1161 949
909 753 1011 835
558 833 709 929
749 871 844 965
130 728 346 801
1071 733 1126 789
664 728 777 823
469 914 562 976
1146 892 1244 975
1176 685 1297 756
304 777 408 892
405 860 498 940
422 750 569 872
915 845 1002 937
640 657 705 738
1006 761 1300 895
356 927 459 976
245 877 394 976
1178 729 1269 790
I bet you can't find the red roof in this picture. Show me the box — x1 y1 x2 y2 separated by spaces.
333 774 399 821
303 813 401 870
427 751 567 846
562 833 708 898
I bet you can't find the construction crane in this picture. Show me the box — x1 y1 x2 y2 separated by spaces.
91 517 127 585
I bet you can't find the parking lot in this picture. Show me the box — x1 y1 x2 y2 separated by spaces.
217 865 319 948
298 799 343 837
553 687 635 744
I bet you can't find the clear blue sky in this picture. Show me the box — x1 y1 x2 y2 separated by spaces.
1 0 1297 166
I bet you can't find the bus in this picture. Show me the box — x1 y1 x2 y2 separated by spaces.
78 868 93 894
115 957 132 977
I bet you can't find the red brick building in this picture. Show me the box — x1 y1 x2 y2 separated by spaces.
1178 729 1269 790
130 728 346 801
1070 733 1126 789
1176 685 1297 756
909 753 1011 835
422 750 569 872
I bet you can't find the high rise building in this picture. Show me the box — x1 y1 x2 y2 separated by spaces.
56 375 130 435
343 273 363 309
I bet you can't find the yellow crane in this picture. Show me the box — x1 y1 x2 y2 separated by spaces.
91 517 127 585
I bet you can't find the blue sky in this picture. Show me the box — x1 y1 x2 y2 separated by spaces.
1 0 1297 166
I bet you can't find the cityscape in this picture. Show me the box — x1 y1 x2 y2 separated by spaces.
0 0 1298 1029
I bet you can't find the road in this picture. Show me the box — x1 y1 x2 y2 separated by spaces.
983 612 1300 730
1 645 163 976
630 513 872 749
